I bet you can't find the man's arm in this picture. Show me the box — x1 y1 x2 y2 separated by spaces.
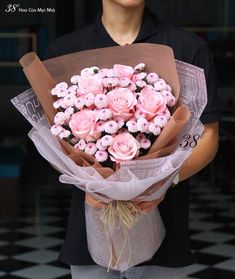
179 122 219 182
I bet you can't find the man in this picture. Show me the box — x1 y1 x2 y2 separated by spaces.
46 0 219 278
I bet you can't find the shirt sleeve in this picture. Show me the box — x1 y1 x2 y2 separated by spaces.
192 44 220 124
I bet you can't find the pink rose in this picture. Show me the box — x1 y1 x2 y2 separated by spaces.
78 75 103 95
107 88 137 120
69 110 98 140
137 85 166 120
113 64 134 79
108 133 140 163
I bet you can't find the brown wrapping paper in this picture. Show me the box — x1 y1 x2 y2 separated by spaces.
19 53 56 125
19 43 190 178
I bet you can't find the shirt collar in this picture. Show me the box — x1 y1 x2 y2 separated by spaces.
135 7 162 42
94 7 162 47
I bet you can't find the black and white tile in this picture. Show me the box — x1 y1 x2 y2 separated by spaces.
187 174 235 278
0 153 235 278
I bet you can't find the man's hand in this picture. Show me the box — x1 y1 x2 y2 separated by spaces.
131 195 165 213
85 193 165 213
85 193 106 209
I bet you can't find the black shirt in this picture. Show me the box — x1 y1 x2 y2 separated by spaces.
46 8 219 267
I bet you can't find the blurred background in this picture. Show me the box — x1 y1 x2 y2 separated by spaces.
0 0 235 278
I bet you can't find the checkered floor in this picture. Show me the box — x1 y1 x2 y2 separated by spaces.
0 153 235 278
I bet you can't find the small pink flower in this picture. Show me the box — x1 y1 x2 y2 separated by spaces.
107 88 136 120
137 85 166 120
136 118 149 132
98 68 109 78
103 77 119 88
136 133 146 142
161 90 176 107
134 110 146 119
59 130 71 139
146 73 159 85
51 87 68 98
134 63 145 72
84 93 95 107
136 80 147 88
63 93 77 107
57 90 68 98
85 142 97 155
114 117 125 129
118 78 131 87
108 133 140 163
96 139 107 151
51 87 60 96
127 82 137 92
51 82 68 97
101 135 114 147
68 85 78 93
58 99 68 109
95 151 108 162
80 67 94 77
106 69 116 78
94 94 108 108
69 110 97 139
113 64 134 79
74 97 85 110
126 120 138 133
103 120 118 134
51 125 64 136
161 90 176 106
153 115 168 128
168 97 176 106
71 75 81 84
140 138 151 149
54 112 66 125
161 90 171 98
53 99 63 109
154 79 167 91
78 75 103 95
98 109 112 121
64 107 75 119
148 123 161 136
74 139 87 150
55 82 68 90
166 84 172 91
95 121 105 132
132 72 147 82
162 109 171 119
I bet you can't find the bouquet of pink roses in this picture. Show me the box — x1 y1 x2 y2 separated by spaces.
12 44 207 271
50 63 176 167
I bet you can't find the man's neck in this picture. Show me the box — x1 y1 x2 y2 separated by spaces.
101 1 145 45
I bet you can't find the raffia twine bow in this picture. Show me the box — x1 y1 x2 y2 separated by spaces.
100 200 143 271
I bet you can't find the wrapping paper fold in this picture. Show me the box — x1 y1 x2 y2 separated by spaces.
12 43 207 271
